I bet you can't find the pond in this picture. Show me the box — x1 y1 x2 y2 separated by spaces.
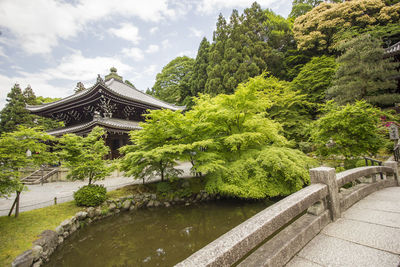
44 199 272 266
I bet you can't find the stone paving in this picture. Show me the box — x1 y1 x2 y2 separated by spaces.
0 162 192 216
286 186 400 267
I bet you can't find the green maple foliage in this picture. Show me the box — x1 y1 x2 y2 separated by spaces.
291 55 337 116
120 110 185 182
245 74 312 145
58 127 114 185
311 101 385 159
0 127 55 197
121 74 315 199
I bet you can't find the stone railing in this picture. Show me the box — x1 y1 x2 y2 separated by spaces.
176 161 399 267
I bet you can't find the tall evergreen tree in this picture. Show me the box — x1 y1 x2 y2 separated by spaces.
0 84 34 133
205 3 272 95
327 34 399 107
22 85 36 105
205 13 228 95
264 9 297 80
190 37 210 98
0 84 63 133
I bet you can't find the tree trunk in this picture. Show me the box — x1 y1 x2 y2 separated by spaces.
160 160 164 182
8 192 18 217
15 191 20 218
9 191 21 217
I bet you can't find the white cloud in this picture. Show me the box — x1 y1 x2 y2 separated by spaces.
189 27 203 38
149 27 159 34
146 45 160 54
43 51 132 81
0 0 179 55
0 46 8 58
176 50 196 58
109 23 141 44
196 0 279 14
128 64 158 87
144 65 157 75
161 39 171 49
0 51 133 108
0 73 70 110
0 0 79 54
122 47 144 61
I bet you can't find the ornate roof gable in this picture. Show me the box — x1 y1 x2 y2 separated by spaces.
26 68 185 113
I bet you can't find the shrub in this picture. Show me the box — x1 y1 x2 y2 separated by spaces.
74 184 107 207
156 182 172 196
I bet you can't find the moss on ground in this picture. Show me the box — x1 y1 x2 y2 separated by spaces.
107 177 205 200
106 183 153 200
0 201 82 267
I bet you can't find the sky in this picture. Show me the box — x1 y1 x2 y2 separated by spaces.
0 0 293 109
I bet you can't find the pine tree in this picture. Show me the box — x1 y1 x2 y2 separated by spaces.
327 34 399 107
0 84 34 133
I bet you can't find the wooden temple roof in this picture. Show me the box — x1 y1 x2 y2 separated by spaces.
26 68 184 137
26 75 184 114
47 117 141 137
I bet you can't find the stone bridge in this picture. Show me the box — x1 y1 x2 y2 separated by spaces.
176 161 399 267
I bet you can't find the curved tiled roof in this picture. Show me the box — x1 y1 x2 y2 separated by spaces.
47 117 141 136
385 41 400 56
26 83 95 112
105 78 184 110
26 78 185 112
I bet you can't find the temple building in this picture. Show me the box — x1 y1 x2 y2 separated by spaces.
26 68 184 158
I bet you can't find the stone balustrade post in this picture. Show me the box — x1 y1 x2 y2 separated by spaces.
383 161 399 186
309 167 340 221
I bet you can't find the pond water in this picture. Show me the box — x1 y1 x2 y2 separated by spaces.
45 199 272 267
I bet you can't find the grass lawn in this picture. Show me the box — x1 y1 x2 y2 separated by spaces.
0 177 204 267
0 201 82 267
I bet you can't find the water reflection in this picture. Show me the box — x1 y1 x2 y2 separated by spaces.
45 199 270 267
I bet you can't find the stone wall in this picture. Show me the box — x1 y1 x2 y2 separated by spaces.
11 190 216 267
